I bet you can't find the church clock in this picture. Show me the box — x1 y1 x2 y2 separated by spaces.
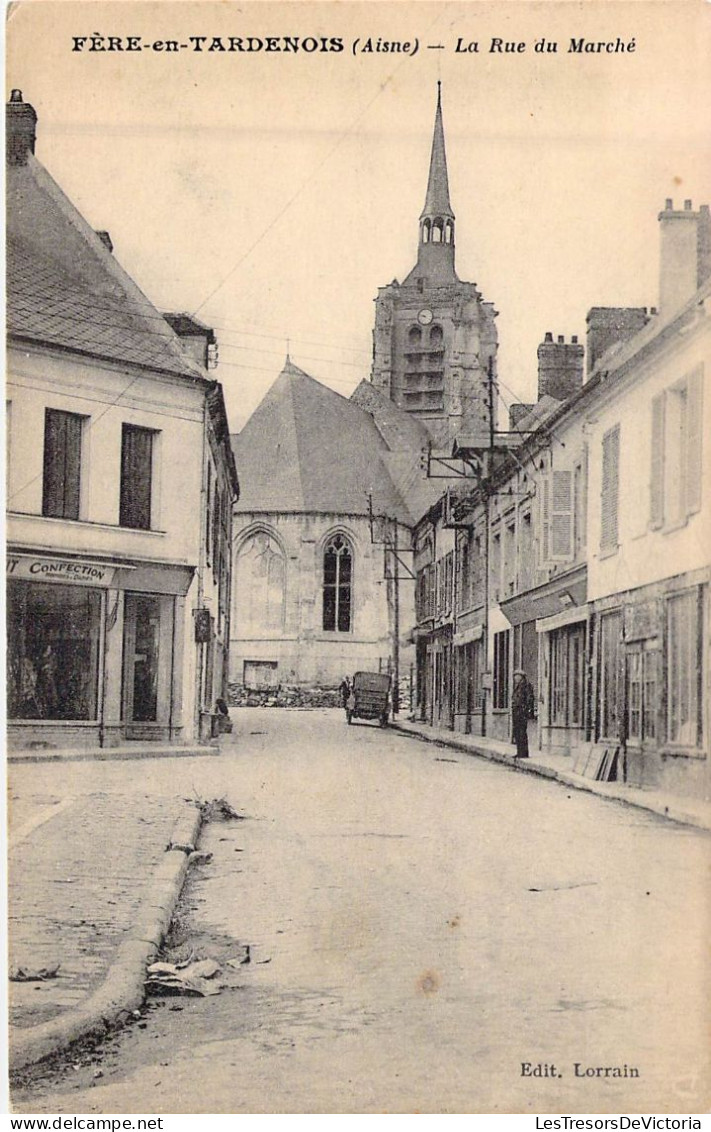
417 308 433 326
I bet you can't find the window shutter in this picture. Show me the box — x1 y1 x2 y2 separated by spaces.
600 426 620 552
42 410 65 517
685 370 703 516
649 394 665 528
550 469 574 561
540 475 550 565
120 425 153 529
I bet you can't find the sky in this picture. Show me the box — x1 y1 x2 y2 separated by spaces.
6 0 711 432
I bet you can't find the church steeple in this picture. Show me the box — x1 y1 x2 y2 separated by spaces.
410 83 456 283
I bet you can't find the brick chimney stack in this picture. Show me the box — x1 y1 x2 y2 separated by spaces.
585 307 651 374
536 332 584 402
6 90 37 165
658 199 711 316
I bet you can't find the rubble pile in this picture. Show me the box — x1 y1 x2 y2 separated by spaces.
228 684 342 709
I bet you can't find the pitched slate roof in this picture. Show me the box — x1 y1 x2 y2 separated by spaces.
349 379 432 452
231 361 415 523
7 155 203 381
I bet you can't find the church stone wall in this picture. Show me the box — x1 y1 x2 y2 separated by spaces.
230 510 405 691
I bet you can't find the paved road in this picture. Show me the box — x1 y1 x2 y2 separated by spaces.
12 709 711 1114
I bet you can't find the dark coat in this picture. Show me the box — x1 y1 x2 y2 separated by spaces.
511 677 535 724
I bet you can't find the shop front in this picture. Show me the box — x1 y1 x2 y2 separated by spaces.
7 550 194 749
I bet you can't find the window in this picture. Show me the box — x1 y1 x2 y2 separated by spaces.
666 589 702 747
626 647 657 744
458 539 470 613
120 424 155 530
599 610 622 740
430 325 444 346
600 425 620 554
541 469 574 565
490 526 502 601
408 325 422 346
574 456 587 558
550 623 585 728
518 511 534 592
236 531 286 634
323 534 352 632
650 370 703 530
43 409 84 520
493 629 510 710
503 516 516 595
7 582 101 720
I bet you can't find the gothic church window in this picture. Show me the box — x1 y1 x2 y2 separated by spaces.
323 534 352 633
236 531 285 634
408 326 422 346
429 325 443 346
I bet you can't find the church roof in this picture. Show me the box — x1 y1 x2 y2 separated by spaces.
421 83 454 222
7 153 204 381
231 361 414 523
349 379 432 451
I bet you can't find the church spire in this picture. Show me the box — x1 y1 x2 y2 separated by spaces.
421 82 454 225
409 83 456 283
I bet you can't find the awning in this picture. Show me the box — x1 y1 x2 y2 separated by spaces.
113 562 195 596
536 602 591 633
499 566 587 627
454 622 484 646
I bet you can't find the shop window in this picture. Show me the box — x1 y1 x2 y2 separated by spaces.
550 623 585 728
120 424 156 530
43 408 84 520
7 582 101 720
236 531 286 634
600 425 620 554
323 534 352 633
626 647 657 744
599 610 622 740
666 589 702 747
493 629 510 710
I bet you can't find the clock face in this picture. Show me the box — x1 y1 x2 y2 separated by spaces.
417 308 433 326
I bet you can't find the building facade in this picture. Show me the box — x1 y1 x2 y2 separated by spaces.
6 91 238 749
411 200 710 801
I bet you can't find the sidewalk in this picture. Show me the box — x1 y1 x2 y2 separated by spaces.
8 778 202 1071
392 717 711 833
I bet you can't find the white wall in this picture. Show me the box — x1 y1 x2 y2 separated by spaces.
586 313 711 602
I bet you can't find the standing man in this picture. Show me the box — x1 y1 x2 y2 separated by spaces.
511 668 535 759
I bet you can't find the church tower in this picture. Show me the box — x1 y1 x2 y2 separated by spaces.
370 84 498 448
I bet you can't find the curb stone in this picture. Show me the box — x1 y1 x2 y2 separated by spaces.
391 721 711 833
9 802 204 1074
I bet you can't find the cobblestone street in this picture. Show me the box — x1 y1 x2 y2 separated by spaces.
11 709 711 1114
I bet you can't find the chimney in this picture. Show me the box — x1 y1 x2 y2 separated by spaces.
658 199 711 315
6 89 37 165
585 308 650 374
536 332 584 402
163 313 217 369
95 231 114 253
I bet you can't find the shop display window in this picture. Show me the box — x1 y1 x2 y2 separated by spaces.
7 581 101 720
